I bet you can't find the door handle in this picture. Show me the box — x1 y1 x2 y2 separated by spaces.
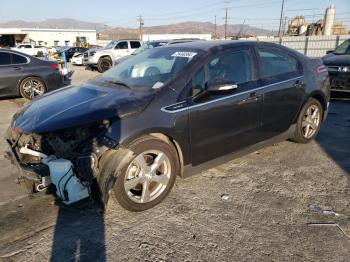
13 66 22 70
249 91 257 98
293 80 304 89
238 92 260 105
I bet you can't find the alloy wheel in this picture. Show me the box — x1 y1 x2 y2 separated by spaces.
22 79 45 99
124 150 171 204
302 104 321 139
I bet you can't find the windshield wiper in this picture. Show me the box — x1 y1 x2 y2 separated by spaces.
104 80 131 89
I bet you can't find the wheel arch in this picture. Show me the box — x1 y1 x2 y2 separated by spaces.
18 75 47 92
98 55 112 62
293 90 327 124
121 132 185 178
307 90 327 120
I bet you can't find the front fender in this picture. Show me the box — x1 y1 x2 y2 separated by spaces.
96 147 134 209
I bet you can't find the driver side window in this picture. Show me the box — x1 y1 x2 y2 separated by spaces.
207 49 254 85
190 68 205 96
187 48 254 98
115 41 128 49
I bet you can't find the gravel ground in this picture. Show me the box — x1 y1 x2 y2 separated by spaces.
0 65 349 261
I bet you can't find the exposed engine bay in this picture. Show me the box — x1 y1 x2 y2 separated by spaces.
6 121 115 205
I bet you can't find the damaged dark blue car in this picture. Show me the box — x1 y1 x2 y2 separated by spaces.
6 41 330 211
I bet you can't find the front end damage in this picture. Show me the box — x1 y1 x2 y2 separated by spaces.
5 122 132 206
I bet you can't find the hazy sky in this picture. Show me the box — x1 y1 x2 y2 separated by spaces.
0 0 349 30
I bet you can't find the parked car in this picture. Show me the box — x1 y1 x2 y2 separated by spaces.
83 39 142 72
11 44 48 57
6 41 330 212
0 49 62 99
323 39 350 93
71 52 84 65
114 39 203 66
60 47 89 61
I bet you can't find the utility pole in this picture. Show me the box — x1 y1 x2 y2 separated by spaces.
223 1 231 39
224 7 228 39
278 0 285 37
137 15 144 41
214 15 217 39
282 16 287 36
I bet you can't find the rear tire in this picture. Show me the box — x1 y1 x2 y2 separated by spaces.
19 77 46 100
112 136 179 211
97 57 112 73
292 98 323 143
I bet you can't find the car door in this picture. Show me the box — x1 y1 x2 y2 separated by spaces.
0 51 26 97
130 41 141 51
256 45 305 139
188 47 263 165
114 41 129 57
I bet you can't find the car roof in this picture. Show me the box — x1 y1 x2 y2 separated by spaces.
0 48 30 56
163 40 257 51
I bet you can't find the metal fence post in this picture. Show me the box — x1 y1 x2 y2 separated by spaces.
335 35 340 48
304 36 309 56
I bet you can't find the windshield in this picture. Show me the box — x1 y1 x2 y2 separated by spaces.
132 41 168 55
334 39 350 55
105 40 118 49
98 47 200 89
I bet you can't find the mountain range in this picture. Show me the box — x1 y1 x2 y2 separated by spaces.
0 18 273 38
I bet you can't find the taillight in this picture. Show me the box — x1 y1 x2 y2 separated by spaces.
50 64 59 70
317 65 327 73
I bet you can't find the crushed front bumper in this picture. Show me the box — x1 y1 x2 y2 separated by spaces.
5 139 49 193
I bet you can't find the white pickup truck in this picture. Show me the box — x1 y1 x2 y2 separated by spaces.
11 44 48 57
83 39 142 72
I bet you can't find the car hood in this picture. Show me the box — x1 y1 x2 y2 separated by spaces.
322 53 350 66
13 83 155 134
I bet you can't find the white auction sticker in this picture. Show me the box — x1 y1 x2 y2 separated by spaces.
171 52 197 58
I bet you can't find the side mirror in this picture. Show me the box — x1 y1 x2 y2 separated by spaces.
206 80 238 93
326 50 334 54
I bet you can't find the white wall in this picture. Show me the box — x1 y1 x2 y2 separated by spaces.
20 28 97 46
240 35 350 57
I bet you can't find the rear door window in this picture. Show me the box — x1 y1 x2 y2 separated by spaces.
0 52 11 65
12 54 28 64
130 41 141 49
257 47 301 80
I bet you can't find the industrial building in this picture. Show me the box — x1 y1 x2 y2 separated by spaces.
0 28 97 47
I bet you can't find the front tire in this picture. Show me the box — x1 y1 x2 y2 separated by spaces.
19 77 46 100
97 57 112 73
113 136 179 211
292 98 323 143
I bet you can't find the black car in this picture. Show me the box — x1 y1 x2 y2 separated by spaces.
6 41 330 211
0 49 63 99
60 47 89 61
323 39 350 93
